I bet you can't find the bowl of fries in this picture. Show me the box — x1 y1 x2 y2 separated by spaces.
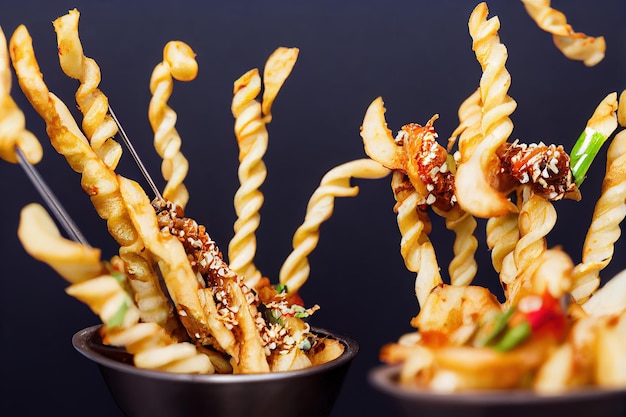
73 324 358 417
369 364 626 417
1 9 371 417
357 2 626 416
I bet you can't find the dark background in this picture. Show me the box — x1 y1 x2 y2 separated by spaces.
1 1 624 416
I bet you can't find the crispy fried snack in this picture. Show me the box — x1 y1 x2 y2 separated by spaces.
0 25 42 164
149 40 198 209
18 203 213 374
505 191 558 305
433 205 479 287
228 47 298 290
279 159 390 295
454 2 518 218
53 9 122 170
106 323 215 374
392 171 442 308
361 96 478 298
521 0 606 67
6 9 351 377
18 203 102 283
9 24 179 333
486 212 519 273
572 127 626 303
370 1 624 394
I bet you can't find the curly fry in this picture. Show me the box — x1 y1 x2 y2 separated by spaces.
521 0 606 67
454 2 518 218
279 159 391 294
148 40 198 209
17 203 142 331
53 9 122 169
104 322 214 374
0 25 42 164
507 191 557 304
66 274 141 329
486 212 519 273
9 25 178 333
436 205 478 286
117 177 213 341
392 171 442 308
572 130 626 303
18 203 102 283
228 47 298 289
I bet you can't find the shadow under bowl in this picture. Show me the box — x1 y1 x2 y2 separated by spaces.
73 325 358 417
369 364 626 417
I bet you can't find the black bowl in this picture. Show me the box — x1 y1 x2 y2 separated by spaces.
369 364 626 417
73 325 358 417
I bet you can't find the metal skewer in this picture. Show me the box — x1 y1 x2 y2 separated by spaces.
108 105 164 202
16 146 91 247
107 105 176 304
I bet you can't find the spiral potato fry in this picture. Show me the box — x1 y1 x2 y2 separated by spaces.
486 212 519 274
104 322 214 374
227 47 298 290
392 171 442 308
455 2 518 218
9 26 178 332
117 177 212 342
437 206 478 287
52 9 121 170
18 203 102 283
279 159 391 294
0 26 42 164
572 130 626 303
521 0 606 67
17 203 141 330
149 41 198 209
506 192 558 305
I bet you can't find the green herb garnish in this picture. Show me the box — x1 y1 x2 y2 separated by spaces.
107 301 129 328
569 127 608 187
493 321 532 352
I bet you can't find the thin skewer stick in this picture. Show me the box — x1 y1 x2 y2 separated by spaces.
16 146 91 247
108 105 164 202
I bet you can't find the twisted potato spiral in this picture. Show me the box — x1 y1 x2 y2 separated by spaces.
17 203 141 330
149 40 198 209
9 26 178 332
392 171 442 308
455 2 518 218
507 192 557 304
53 9 122 170
0 26 42 164
104 322 214 374
486 212 519 274
572 130 626 303
438 206 478 287
279 159 390 294
228 47 298 289
521 0 606 67
228 68 265 288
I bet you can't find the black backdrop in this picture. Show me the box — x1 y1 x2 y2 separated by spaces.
1 1 624 416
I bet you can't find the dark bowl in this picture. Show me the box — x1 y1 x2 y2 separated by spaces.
369 364 626 417
73 325 358 417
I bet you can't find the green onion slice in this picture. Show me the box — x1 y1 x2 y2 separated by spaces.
474 307 516 348
569 127 608 187
493 321 532 352
107 301 130 328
